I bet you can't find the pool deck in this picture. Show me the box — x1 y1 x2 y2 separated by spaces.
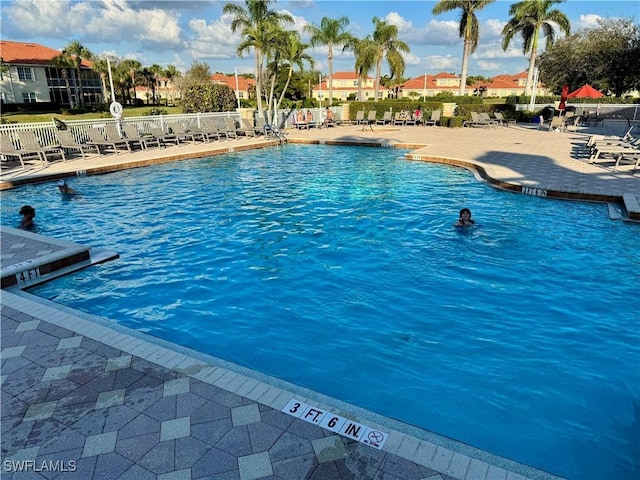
2 121 638 480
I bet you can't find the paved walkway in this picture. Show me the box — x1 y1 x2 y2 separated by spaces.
2 121 637 480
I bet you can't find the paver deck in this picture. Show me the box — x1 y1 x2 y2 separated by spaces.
2 121 638 480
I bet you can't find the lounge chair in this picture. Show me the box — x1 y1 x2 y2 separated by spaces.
0 132 44 168
186 122 220 142
166 122 201 143
547 116 565 132
148 127 180 147
589 138 640 162
122 124 160 150
494 112 516 127
353 110 365 126
480 112 501 128
16 130 66 163
56 130 100 159
612 150 640 171
392 113 405 126
201 118 233 140
226 118 254 137
404 113 418 126
85 127 129 154
366 110 377 126
241 119 257 137
376 111 392 125
424 110 441 127
104 124 136 152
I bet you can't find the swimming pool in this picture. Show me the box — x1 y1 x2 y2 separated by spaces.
2 145 638 479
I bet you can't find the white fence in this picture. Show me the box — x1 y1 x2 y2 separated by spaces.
0 112 240 149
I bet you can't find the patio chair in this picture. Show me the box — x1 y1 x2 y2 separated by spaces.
424 110 441 127
589 138 640 162
86 127 129 154
612 150 640 171
0 132 43 169
148 127 180 147
479 112 501 128
226 118 254 137
494 112 516 127
353 110 365 125
201 118 234 140
120 124 159 150
376 111 392 125
16 130 66 163
166 122 201 143
187 122 221 142
390 113 404 126
366 111 377 125
104 124 135 152
56 130 100 159
548 116 566 132
241 119 257 137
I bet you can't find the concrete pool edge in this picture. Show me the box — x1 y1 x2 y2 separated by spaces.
2 288 564 480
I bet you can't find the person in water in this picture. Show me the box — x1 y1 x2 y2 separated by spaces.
454 208 475 227
57 179 78 195
19 205 36 229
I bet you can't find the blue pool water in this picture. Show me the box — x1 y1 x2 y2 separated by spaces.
2 145 638 479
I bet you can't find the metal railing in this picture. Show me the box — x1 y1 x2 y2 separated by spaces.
515 103 640 122
0 111 240 149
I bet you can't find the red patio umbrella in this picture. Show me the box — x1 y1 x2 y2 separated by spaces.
558 84 569 110
566 84 604 98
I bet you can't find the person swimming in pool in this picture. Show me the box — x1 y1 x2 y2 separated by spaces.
57 179 78 195
19 205 36 230
454 208 475 227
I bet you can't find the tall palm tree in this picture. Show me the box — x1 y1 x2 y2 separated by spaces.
63 41 92 106
371 17 410 102
149 64 164 104
304 16 355 106
351 36 377 101
501 0 570 95
89 55 112 103
50 52 76 107
119 59 142 105
223 0 293 118
432 0 495 96
273 31 314 124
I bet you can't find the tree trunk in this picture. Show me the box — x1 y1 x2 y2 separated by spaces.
255 50 264 118
459 39 471 96
76 66 85 106
525 50 537 97
328 45 333 106
374 60 382 102
62 70 73 108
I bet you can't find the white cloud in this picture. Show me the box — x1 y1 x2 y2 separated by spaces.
421 19 461 46
385 11 413 32
5 0 184 49
402 52 421 66
575 14 603 31
188 14 239 60
475 60 501 72
425 55 458 72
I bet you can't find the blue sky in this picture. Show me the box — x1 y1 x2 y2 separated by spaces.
1 0 637 78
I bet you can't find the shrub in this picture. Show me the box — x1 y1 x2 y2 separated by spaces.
182 83 237 113
143 108 169 116
444 116 465 128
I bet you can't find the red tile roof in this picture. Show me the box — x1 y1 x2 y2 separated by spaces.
329 71 374 80
0 40 92 67
211 73 255 91
400 73 459 90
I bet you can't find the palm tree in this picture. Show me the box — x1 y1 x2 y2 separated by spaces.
90 55 113 103
501 0 570 95
351 36 377 101
50 52 76 107
304 16 355 106
163 65 182 105
371 17 410 102
272 31 314 124
432 0 495 96
119 59 142 105
63 41 92 106
223 0 293 118
149 64 164 104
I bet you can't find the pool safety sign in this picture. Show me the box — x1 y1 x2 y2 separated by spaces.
282 399 388 449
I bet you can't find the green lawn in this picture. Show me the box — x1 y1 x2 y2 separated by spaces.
1 106 184 124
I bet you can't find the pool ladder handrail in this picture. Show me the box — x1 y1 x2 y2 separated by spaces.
263 124 287 145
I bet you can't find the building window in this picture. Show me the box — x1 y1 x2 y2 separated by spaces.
22 92 36 103
17 67 34 81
